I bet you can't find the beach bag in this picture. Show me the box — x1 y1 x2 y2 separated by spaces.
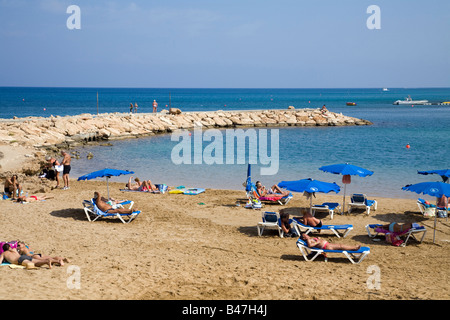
156 184 168 193
385 233 403 247
251 199 262 209
424 207 435 217
437 210 448 218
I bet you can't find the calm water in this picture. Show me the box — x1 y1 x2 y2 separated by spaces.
1 87 449 199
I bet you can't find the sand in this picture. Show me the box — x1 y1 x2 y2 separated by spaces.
0 170 449 300
0 143 449 301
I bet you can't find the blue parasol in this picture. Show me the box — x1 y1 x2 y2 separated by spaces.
78 168 134 199
418 169 450 183
402 181 450 243
279 178 340 213
319 163 374 177
319 163 373 212
245 164 253 192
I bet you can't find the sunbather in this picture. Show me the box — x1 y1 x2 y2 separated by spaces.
16 194 54 203
255 181 289 197
377 222 415 233
126 176 157 192
295 208 323 229
17 241 69 266
0 243 52 269
4 175 22 200
300 233 361 251
437 195 448 209
94 192 134 214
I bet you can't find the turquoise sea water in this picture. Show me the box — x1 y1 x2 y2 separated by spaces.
1 87 449 199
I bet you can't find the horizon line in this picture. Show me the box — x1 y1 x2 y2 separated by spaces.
1 86 450 90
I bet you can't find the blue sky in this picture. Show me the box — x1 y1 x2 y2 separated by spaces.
0 0 449 88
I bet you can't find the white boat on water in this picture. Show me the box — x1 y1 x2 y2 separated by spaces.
382 88 389 91
393 95 428 105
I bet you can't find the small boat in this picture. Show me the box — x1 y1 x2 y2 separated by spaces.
346 102 357 106
382 88 389 91
393 95 428 105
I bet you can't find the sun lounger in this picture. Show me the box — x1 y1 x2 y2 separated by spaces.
83 199 140 223
348 194 377 215
292 218 353 238
251 189 293 206
296 238 370 264
311 202 341 219
257 211 294 238
365 223 426 246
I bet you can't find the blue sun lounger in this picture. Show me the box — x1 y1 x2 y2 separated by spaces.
348 194 377 215
83 199 140 224
365 223 427 246
296 238 370 264
311 202 341 219
292 218 353 238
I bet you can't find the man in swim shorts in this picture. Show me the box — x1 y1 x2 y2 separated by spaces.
61 151 71 190
94 192 135 214
0 243 53 269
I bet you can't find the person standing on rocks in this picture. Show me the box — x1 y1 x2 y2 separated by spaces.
153 100 158 113
61 151 71 190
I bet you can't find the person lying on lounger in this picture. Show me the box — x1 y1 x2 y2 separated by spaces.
255 181 290 197
300 233 361 251
377 222 416 234
94 192 135 214
126 176 158 192
295 208 323 231
0 243 53 269
17 241 70 266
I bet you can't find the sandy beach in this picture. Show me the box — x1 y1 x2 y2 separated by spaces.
0 146 449 300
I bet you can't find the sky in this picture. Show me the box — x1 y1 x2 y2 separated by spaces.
0 0 449 88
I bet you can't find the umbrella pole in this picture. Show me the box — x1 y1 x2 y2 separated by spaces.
343 184 347 214
107 177 110 200
434 198 438 243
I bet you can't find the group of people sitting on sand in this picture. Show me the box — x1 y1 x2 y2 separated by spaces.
0 241 70 270
125 176 159 192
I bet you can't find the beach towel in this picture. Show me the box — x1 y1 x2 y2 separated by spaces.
0 241 18 254
374 228 407 246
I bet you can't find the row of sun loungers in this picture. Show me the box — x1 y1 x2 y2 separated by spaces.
256 211 427 264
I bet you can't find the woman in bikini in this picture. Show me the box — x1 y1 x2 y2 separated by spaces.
379 222 413 233
300 233 361 251
16 194 54 203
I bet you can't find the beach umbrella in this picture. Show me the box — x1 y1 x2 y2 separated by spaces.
418 169 450 183
319 163 373 213
279 178 340 214
77 168 134 199
402 181 450 243
245 164 252 192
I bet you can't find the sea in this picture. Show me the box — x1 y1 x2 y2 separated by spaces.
1 87 449 199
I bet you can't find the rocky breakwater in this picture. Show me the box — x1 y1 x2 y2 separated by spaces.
0 108 372 149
